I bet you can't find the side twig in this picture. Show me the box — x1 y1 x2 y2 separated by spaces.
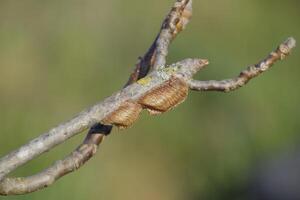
188 38 296 92
0 124 111 195
127 0 192 84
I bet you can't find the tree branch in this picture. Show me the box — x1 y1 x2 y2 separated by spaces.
0 0 195 195
0 58 209 185
0 0 296 196
127 0 192 84
188 37 296 92
152 0 192 70
0 124 110 195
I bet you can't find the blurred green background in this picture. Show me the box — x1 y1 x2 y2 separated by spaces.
0 0 299 199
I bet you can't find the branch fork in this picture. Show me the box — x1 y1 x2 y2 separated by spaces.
0 0 296 195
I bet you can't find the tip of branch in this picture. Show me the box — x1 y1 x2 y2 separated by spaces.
285 37 296 49
278 37 296 58
175 58 209 79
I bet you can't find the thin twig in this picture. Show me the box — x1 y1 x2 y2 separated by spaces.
0 124 111 195
188 38 296 92
152 0 192 70
127 0 193 84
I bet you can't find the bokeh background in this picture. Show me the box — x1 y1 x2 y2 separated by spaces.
0 0 299 199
